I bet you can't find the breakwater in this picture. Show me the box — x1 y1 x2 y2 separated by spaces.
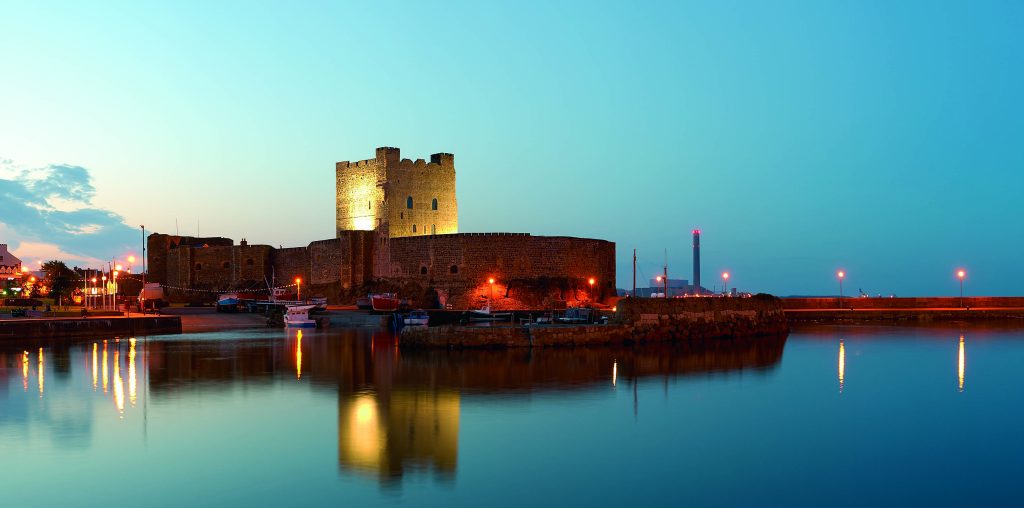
784 297 1024 323
0 316 182 340
783 296 1024 310
400 295 788 348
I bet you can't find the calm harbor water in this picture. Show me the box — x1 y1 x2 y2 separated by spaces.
1 324 1022 507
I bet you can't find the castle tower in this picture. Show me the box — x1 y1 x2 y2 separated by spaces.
336 147 458 239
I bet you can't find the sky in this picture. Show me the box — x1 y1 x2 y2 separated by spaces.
1 0 1021 295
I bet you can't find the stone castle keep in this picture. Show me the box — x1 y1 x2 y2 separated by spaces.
148 147 616 309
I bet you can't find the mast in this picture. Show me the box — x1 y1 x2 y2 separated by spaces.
632 249 636 298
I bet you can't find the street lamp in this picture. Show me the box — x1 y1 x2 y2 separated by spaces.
588 277 596 302
488 278 495 302
837 270 846 308
655 275 668 298
295 277 302 302
957 269 966 308
722 272 730 296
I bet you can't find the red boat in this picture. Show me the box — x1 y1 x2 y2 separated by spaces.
371 293 400 312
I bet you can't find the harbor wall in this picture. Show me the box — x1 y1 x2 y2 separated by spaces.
400 295 787 348
0 316 182 340
783 297 1024 310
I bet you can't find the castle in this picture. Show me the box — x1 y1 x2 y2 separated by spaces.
148 147 616 309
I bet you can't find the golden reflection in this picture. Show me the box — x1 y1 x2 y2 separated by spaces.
113 348 124 416
344 394 382 470
37 347 44 396
102 341 109 394
22 350 29 391
339 390 460 480
958 334 965 392
612 360 618 387
92 343 98 391
128 338 137 406
838 340 845 393
295 330 303 380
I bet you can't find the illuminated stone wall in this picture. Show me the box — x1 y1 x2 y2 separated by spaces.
336 147 458 239
383 233 616 309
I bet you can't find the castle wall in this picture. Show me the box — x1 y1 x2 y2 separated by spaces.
383 233 616 309
147 234 233 285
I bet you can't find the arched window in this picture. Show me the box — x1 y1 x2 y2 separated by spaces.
431 224 436 235
195 263 202 271
432 198 438 210
412 225 417 233
420 266 428 275
406 196 413 209
450 265 459 274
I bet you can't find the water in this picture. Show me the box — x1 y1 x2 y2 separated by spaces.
1 324 1021 507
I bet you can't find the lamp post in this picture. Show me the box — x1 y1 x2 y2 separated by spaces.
102 275 108 310
957 269 966 308
295 277 302 302
588 277 596 302
488 278 495 302
722 272 730 296
837 270 845 309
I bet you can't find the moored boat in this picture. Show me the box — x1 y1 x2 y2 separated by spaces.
355 295 372 310
371 293 400 312
284 305 318 328
217 293 240 312
403 310 429 326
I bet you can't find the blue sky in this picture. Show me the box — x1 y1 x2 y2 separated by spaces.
0 0 1021 295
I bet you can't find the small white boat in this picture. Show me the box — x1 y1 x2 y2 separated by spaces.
403 310 429 326
284 305 318 328
468 305 511 321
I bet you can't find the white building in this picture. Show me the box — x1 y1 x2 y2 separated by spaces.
0 243 24 282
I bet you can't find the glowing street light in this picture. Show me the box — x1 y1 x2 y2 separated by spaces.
488 277 495 301
837 270 846 308
957 269 966 308
295 277 302 302
722 272 730 296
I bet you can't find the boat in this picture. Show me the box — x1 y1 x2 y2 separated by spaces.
468 305 511 321
284 305 318 328
310 296 328 310
403 310 429 326
216 293 240 312
371 293 400 312
355 295 372 310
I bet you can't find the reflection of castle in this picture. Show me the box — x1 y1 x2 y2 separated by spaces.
147 147 616 309
338 391 459 483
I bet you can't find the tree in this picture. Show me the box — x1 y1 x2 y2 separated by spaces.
42 260 78 302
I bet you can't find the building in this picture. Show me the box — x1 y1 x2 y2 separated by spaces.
336 147 458 238
0 243 24 283
149 147 616 309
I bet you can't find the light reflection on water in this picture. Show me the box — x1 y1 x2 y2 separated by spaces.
0 325 1020 507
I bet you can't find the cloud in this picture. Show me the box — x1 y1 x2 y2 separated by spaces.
0 161 136 266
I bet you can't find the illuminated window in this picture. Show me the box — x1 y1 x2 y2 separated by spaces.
431 224 436 235
450 265 459 274
406 196 413 209
412 225 417 233
432 198 438 210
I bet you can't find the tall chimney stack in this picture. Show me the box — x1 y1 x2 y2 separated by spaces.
692 229 701 294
